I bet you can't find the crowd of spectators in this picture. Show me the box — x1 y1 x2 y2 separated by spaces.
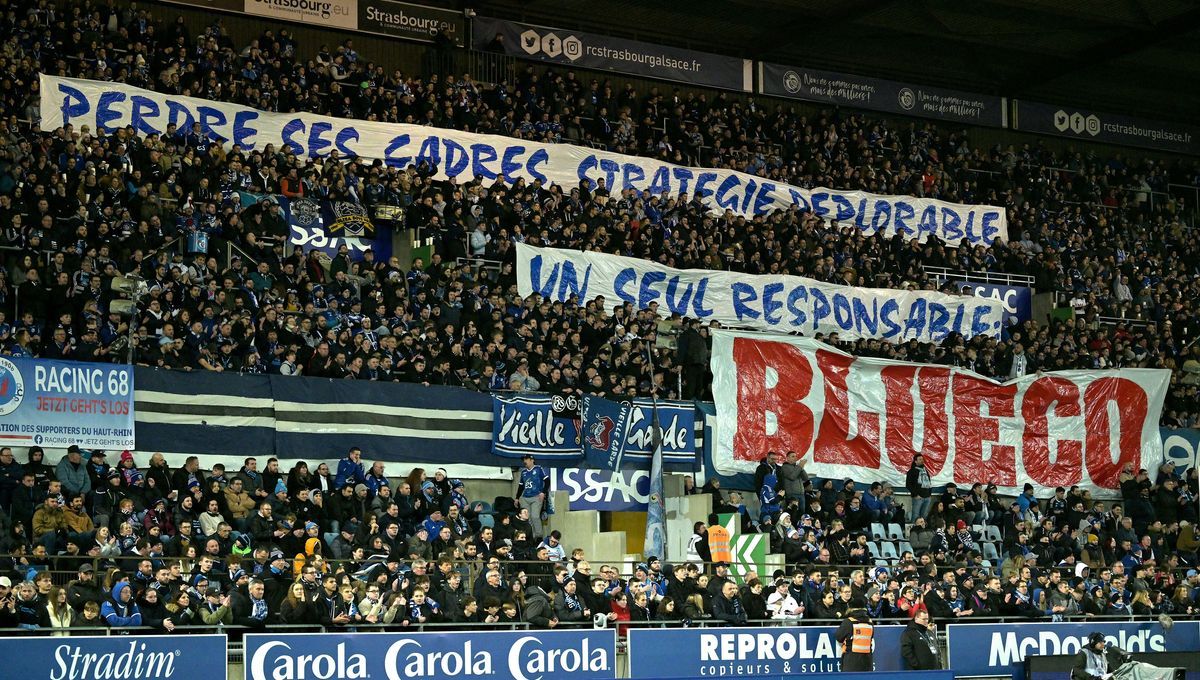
0 0 1197 638
0 443 1196 634
0 1 1195 424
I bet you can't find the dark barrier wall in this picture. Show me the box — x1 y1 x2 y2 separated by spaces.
1027 652 1197 680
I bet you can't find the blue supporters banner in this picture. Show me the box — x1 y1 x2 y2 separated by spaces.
0 357 133 449
134 367 495 465
552 468 653 511
1162 427 1199 473
518 244 1006 341
40 75 1005 238
945 621 1200 679
269 375 494 466
2 634 226 680
245 630 616 680
628 625 907 677
272 195 393 261
953 280 1033 326
760 61 1007 128
580 395 633 471
135 367 275 457
492 394 699 466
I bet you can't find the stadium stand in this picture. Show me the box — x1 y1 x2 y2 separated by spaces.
0 0 1198 645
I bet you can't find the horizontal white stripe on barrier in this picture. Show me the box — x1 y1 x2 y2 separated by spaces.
135 412 277 428
274 420 493 440
135 390 275 408
273 400 493 421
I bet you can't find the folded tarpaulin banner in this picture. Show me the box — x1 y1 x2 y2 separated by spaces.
580 394 633 471
40 74 1007 245
492 393 700 468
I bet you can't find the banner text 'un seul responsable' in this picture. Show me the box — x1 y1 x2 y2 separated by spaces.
40 75 1007 246
517 244 1006 341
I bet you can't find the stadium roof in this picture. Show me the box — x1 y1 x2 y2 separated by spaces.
480 0 1200 124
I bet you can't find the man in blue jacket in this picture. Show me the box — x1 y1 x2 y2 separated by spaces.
335 447 367 490
101 582 142 628
516 455 548 539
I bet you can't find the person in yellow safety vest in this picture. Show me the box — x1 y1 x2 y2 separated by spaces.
835 608 874 672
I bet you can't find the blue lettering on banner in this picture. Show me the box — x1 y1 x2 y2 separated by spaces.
516 245 1006 342
0 356 134 449
39 75 1008 246
553 468 651 511
627 626 907 678
245 631 616 680
946 621 1200 680
3 634 226 680
492 395 697 464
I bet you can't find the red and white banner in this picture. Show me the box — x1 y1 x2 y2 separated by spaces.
710 330 1170 498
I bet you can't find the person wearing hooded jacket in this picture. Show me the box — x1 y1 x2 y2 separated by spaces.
101 582 142 628
1071 632 1130 680
523 584 557 628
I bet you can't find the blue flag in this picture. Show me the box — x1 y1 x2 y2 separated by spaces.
581 395 632 471
643 406 666 560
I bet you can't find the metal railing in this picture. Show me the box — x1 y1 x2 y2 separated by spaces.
923 265 1034 288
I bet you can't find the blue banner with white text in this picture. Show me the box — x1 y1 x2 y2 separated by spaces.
953 280 1032 326
1162 427 1199 473
552 468 652 511
628 625 907 677
40 75 1005 241
2 634 226 680
581 395 633 471
492 394 698 467
0 356 134 449
269 194 393 261
945 621 1200 679
245 630 616 680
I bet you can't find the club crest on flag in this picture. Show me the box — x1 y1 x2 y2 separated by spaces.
585 415 616 450
290 197 322 227
327 201 375 237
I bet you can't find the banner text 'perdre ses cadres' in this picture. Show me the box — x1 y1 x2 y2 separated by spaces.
709 330 1169 498
517 244 1006 342
40 75 1007 245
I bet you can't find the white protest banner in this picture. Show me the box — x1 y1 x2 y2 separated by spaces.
710 329 1170 498
517 243 1006 342
40 75 1007 246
